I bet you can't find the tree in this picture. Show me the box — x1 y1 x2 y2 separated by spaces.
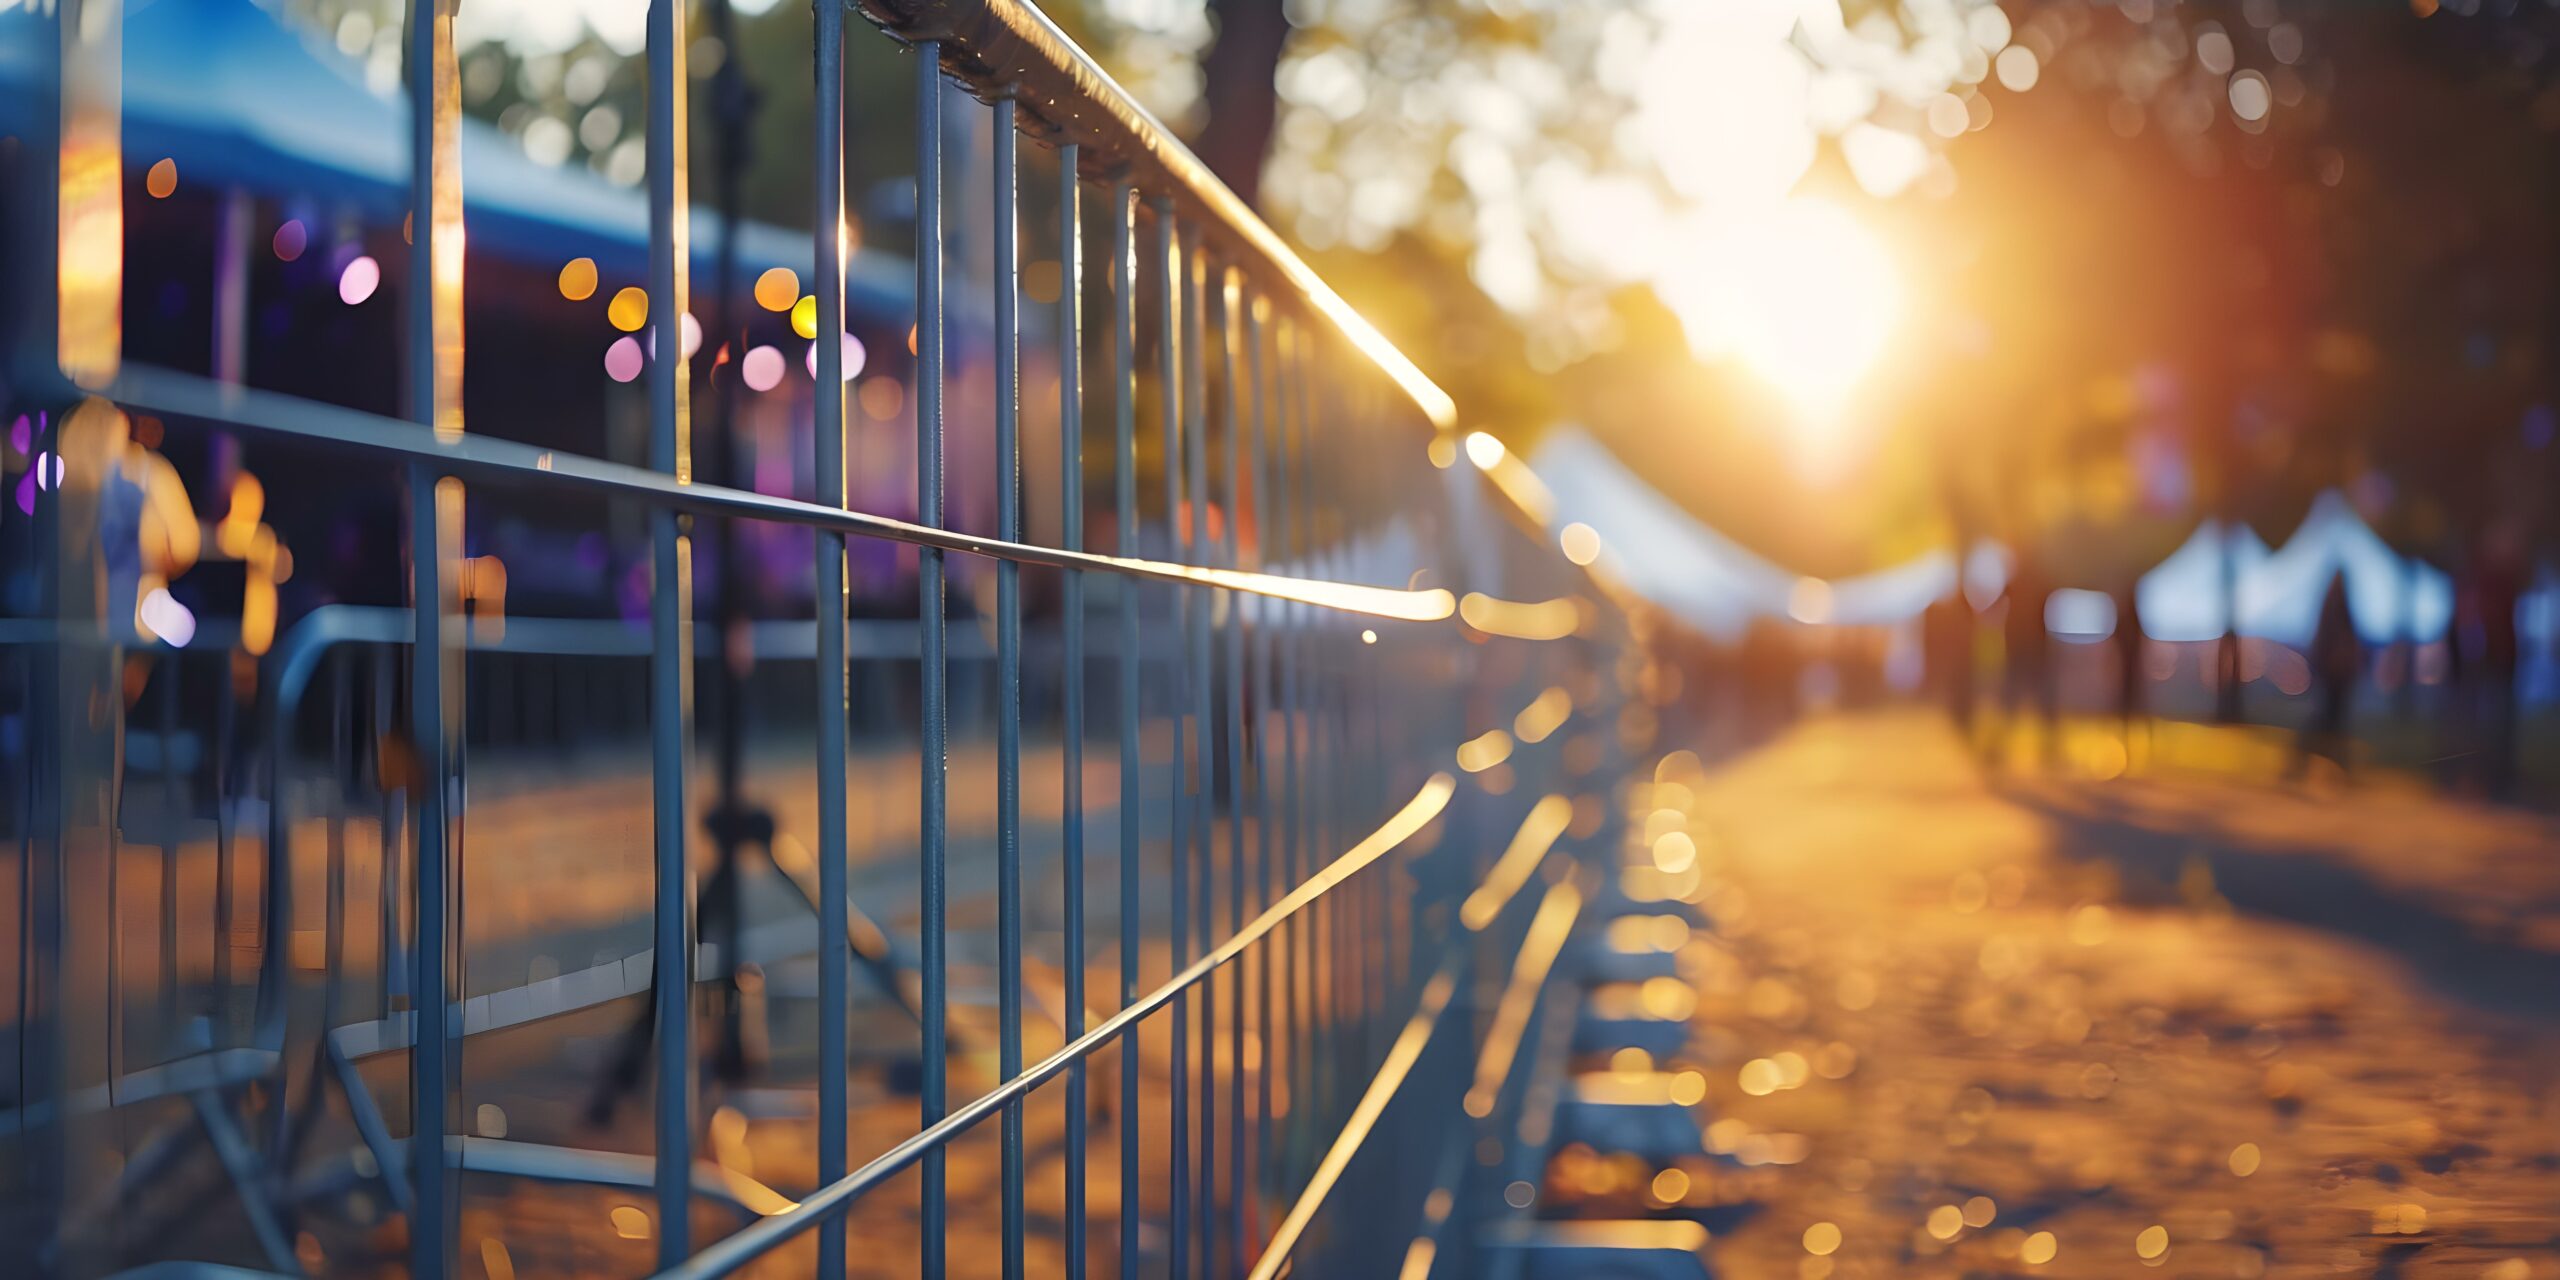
1193 0 1291 208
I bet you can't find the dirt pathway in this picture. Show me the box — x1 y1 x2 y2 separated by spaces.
1548 711 2560 1280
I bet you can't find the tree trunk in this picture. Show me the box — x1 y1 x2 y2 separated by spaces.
1193 0 1291 210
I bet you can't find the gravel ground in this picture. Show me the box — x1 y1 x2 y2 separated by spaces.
1543 711 2560 1280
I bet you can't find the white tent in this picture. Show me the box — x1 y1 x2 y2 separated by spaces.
1528 425 2475 647
1527 427 1953 639
2135 494 2453 646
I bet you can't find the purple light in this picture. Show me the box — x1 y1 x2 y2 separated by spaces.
272 219 308 262
8 416 26 455
620 558 652 624
605 335 644 383
742 345 785 393
643 321 702 360
755 443 794 496
338 255 381 305
805 332 867 382
14 472 32 516
139 588 197 647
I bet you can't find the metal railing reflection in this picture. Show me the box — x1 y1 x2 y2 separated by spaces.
4 1 1641 1277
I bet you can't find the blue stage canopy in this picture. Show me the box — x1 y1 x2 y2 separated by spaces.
1 0 911 321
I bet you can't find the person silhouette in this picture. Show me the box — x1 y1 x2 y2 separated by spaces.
2296 568 2361 779
1999 556 2057 763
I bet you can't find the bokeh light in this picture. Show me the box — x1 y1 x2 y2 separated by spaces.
1994 45 2040 92
1560 522 1602 565
1023 259 1063 304
337 255 380 305
2022 1232 2058 1265
858 376 904 421
137 587 195 647
559 256 598 301
2134 1225 2169 1260
754 266 800 312
805 332 865 382
607 286 648 332
604 335 643 383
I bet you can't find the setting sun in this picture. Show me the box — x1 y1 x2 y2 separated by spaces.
1655 198 1903 474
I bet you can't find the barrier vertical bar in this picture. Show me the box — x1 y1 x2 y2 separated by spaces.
1057 141 1091 1280
1184 241 1217 1280
1358 387 1381 1064
1299 347 1333 1142
1243 291 1275 1223
645 0 696 1264
152 660 178 1035
51 0 119 393
1291 332 1319 1149
992 92 1027 1280
1111 179 1141 1280
404 2 463 1274
1359 389 1384 1055
1217 269 1249 1280
914 42 951 1280
1321 379 1352 1110
376 656 403 1016
811 4 851 1274
1270 316 1303 1191
32 7 121 1263
1280 320 1300 1177
1346 384 1373 1075
1290 319 1317 1175
212 680 232 1009
1361 394 1394 1022
324 656 351 1031
1156 200 1189 1280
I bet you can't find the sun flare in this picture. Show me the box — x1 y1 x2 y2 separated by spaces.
1655 198 1903 474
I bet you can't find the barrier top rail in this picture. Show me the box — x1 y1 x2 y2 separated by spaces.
106 364 1460 624
855 0 1459 433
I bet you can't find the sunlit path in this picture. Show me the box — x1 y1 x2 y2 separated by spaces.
1560 712 2560 1279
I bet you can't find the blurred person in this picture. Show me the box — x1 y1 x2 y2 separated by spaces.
2469 534 2524 799
1999 555 2056 763
1840 626 1888 706
2295 569 2360 780
2115 581 2147 763
1737 616 1798 732
1924 588 1975 731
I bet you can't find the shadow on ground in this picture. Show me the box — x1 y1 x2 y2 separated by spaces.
2004 781 2560 1022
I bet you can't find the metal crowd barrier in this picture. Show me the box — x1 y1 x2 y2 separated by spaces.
6 0 1643 1276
